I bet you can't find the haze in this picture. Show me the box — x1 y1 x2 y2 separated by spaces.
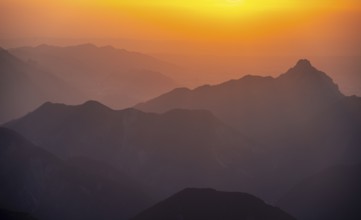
2 0 360 95
1 0 360 55
1 1 361 220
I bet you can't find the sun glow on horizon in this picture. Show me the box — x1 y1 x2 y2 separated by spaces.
1 0 360 55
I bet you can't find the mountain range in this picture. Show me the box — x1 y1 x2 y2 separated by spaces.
136 59 361 190
5 59 361 201
4 101 258 200
10 44 179 109
0 128 150 220
0 128 298 220
0 47 83 123
1 56 360 219
136 59 343 140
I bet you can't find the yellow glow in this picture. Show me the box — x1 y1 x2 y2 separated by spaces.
1 0 360 55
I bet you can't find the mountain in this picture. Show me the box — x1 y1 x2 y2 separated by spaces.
136 59 343 140
135 59 361 187
10 44 179 109
0 127 150 220
132 188 296 220
0 48 83 123
5 101 258 199
277 164 361 220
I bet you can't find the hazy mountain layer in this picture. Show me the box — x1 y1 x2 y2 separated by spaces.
10 44 179 109
0 48 84 123
4 58 360 205
136 59 361 189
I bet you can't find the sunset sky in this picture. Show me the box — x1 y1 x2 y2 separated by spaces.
1 0 360 56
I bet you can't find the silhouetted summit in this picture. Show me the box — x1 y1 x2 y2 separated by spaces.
136 59 343 137
279 59 340 93
283 59 317 75
79 100 112 110
296 59 312 68
135 59 361 200
132 188 296 220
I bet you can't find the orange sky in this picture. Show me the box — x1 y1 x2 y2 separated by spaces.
1 0 361 55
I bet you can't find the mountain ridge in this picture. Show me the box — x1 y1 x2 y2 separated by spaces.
132 188 296 220
9 44 180 110
134 59 361 201
0 48 84 124
137 59 341 107
5 101 256 200
0 127 150 220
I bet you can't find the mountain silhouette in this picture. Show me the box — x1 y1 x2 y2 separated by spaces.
0 48 83 123
3 57 360 205
135 59 361 199
135 59 344 153
136 59 342 137
5 101 257 200
0 127 150 220
132 188 296 220
277 164 361 220
10 44 179 109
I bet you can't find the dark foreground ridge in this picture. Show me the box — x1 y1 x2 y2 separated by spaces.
132 188 296 220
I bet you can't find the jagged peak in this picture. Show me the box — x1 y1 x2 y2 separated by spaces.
289 59 318 73
276 59 343 96
279 59 329 80
295 59 312 68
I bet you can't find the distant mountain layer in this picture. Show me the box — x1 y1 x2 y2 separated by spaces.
136 59 361 167
132 188 296 220
0 48 84 123
10 44 179 109
0 127 150 220
5 101 258 199
278 164 361 220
